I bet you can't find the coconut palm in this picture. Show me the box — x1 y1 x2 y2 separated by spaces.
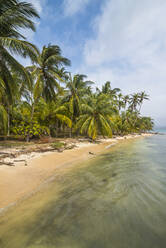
32 98 72 136
0 0 40 135
117 93 125 112
75 94 115 140
64 73 94 136
98 81 120 99
138 91 149 113
129 93 140 112
0 0 40 98
123 95 130 110
26 44 71 101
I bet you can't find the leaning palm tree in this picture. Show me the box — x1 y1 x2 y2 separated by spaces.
26 44 71 101
75 94 116 140
138 91 149 113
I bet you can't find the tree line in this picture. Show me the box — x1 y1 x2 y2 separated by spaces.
0 0 153 141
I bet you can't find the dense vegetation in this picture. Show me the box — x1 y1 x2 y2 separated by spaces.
0 0 153 141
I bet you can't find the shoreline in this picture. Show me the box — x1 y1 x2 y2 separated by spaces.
0 133 152 214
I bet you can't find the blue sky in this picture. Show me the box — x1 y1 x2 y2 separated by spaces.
28 0 102 70
26 0 166 126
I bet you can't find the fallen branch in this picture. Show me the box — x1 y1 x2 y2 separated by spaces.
0 161 15 166
14 159 26 162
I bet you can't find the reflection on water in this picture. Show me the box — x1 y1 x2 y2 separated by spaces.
0 135 166 248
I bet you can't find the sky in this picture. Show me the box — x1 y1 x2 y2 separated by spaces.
25 0 166 127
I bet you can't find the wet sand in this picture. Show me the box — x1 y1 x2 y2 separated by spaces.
0 134 152 212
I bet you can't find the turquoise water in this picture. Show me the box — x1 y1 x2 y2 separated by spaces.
0 135 166 248
154 127 166 133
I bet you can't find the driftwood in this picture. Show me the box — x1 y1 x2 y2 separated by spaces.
37 147 57 153
14 159 26 162
0 143 78 166
0 161 15 166
65 144 77 150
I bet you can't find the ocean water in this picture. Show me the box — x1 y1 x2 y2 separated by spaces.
154 127 166 134
0 135 166 248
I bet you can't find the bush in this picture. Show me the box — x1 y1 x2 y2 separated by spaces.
12 120 49 142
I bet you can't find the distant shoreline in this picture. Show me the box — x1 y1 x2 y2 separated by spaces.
0 133 152 215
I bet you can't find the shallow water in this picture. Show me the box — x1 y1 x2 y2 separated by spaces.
0 135 166 248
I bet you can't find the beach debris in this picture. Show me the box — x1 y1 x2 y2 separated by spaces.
57 148 64 153
0 161 15 166
14 159 26 162
65 144 77 150
89 152 95 155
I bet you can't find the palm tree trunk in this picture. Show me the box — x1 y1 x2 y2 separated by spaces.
55 121 58 138
139 103 143 113
31 103 35 121
7 105 10 136
70 127 72 138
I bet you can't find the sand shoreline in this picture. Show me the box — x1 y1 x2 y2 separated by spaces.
0 133 152 213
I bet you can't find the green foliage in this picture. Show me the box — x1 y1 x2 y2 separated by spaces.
51 142 65 149
75 94 116 140
12 120 49 141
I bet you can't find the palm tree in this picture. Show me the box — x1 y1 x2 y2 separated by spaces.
123 95 130 110
0 0 40 135
0 0 40 94
75 94 115 140
64 73 93 137
33 98 72 137
129 93 140 112
99 81 120 99
26 44 71 102
138 91 149 113
117 93 125 112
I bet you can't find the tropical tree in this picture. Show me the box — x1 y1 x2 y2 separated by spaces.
129 93 140 112
64 73 93 136
123 95 130 110
26 44 71 102
117 93 125 112
34 98 72 137
0 0 40 97
75 94 116 140
0 0 40 135
138 91 149 113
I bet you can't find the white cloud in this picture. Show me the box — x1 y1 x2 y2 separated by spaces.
80 0 166 126
63 0 90 16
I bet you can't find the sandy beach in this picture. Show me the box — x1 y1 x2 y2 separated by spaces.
0 134 152 213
